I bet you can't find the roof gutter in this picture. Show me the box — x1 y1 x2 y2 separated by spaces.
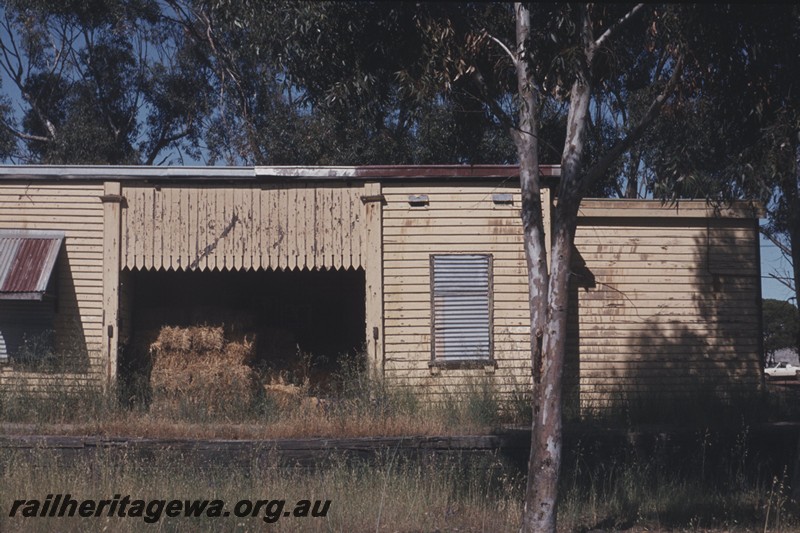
0 164 561 182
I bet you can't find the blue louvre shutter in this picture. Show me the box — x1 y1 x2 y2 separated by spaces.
431 254 492 360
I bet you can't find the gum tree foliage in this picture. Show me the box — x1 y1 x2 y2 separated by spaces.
763 299 799 364
0 1 573 169
636 5 783 205
163 0 525 165
0 0 215 164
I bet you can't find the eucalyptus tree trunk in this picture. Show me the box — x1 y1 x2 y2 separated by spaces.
514 4 659 531
515 1 579 529
514 3 550 527
518 5 597 531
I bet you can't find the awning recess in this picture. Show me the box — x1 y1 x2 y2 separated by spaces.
0 230 64 300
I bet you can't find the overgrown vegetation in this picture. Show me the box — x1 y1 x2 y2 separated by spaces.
2 324 800 531
0 424 798 532
0 351 527 439
0 448 521 532
2 348 799 437
557 429 797 532
580 383 800 430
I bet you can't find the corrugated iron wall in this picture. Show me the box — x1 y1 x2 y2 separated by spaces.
121 183 366 271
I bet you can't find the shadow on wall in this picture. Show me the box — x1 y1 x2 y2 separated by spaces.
565 246 595 418
3 247 90 373
568 216 762 424
54 250 90 371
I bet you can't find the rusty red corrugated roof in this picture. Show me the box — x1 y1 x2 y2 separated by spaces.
0 230 63 300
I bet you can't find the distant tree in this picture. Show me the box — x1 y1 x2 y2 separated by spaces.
0 0 213 164
165 0 520 165
763 299 799 364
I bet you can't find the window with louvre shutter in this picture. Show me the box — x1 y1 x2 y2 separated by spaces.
430 254 493 363
0 230 62 363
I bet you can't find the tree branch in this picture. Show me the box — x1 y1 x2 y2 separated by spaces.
471 68 515 131
761 226 793 258
145 127 190 165
484 31 517 67
0 12 63 143
581 54 684 195
0 15 22 82
20 91 58 140
0 119 51 143
610 86 628 124
592 3 646 52
769 272 795 292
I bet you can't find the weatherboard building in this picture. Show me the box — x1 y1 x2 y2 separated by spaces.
0 165 763 407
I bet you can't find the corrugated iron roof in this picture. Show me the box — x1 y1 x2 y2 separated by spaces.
0 164 561 182
0 230 64 300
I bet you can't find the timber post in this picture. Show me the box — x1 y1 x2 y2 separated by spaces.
362 182 384 377
101 182 123 390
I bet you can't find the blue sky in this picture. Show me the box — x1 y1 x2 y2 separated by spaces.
760 232 795 303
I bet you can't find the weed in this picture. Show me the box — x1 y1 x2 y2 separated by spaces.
0 446 524 532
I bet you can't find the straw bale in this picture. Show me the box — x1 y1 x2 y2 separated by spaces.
152 326 190 353
262 381 304 409
150 325 225 355
148 325 257 416
222 338 255 365
189 326 225 353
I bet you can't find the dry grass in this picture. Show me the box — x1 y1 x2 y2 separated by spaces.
0 356 506 439
0 436 794 532
0 400 491 440
0 448 523 532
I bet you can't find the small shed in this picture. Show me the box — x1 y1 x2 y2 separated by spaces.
0 165 762 405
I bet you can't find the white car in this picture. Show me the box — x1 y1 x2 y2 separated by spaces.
764 361 800 379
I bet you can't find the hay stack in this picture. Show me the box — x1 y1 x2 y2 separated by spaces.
149 325 256 416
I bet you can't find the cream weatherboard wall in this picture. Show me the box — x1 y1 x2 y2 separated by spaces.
570 200 762 408
119 183 367 272
0 181 108 391
381 190 762 407
381 181 551 395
